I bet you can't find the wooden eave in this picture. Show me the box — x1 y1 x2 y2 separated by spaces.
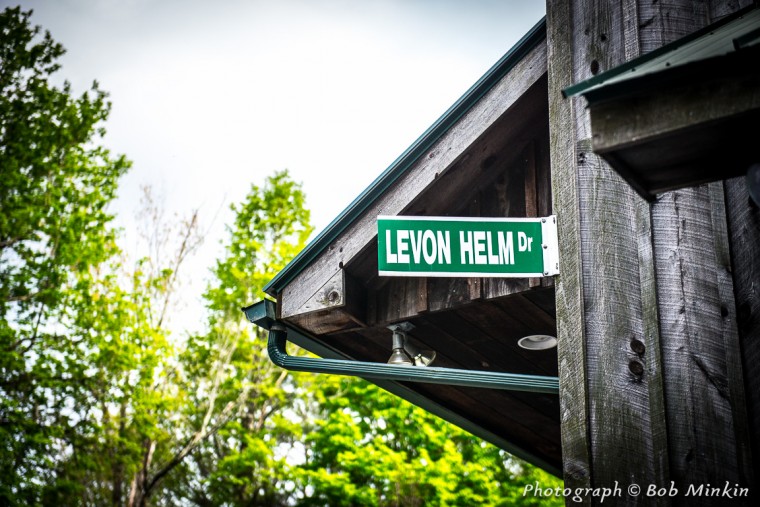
263 17 548 300
565 5 760 200
260 19 563 472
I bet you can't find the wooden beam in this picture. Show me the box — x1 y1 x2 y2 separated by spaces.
589 76 760 197
652 183 752 492
548 0 672 497
642 1 754 496
549 0 754 501
590 79 760 156
725 176 760 490
281 269 366 334
546 0 593 493
278 41 548 320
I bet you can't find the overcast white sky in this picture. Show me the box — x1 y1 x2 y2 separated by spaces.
8 0 545 331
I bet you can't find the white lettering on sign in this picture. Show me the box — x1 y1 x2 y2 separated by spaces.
386 229 452 266
422 230 436 264
459 230 517 266
437 231 451 264
460 231 474 264
518 231 533 252
385 230 396 263
397 230 410 263
498 231 515 265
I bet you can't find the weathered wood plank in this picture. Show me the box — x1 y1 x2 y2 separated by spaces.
481 140 532 299
709 0 754 21
526 141 542 289
577 138 667 499
281 269 366 332
591 82 760 156
536 130 555 289
369 276 427 325
637 0 709 54
724 176 760 490
279 42 548 319
652 184 751 497
288 308 359 336
708 182 753 485
427 277 481 314
547 0 593 494
525 140 539 218
536 129 553 218
549 0 673 500
643 1 754 502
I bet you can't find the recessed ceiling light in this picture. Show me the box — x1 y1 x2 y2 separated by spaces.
518 335 557 350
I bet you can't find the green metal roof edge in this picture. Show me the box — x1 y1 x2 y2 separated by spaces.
562 3 758 99
244 299 562 476
264 16 547 296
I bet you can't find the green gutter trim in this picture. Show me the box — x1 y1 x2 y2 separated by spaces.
264 17 547 296
267 324 558 393
244 299 562 476
563 4 757 99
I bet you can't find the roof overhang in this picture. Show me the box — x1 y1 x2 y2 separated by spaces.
564 6 760 200
245 298 561 475
248 16 565 473
264 17 548 297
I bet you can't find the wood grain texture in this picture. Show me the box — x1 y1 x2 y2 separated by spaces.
550 0 755 500
548 0 686 500
644 1 754 502
591 82 760 155
724 176 760 490
546 0 593 495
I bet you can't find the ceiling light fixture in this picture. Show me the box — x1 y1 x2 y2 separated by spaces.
518 335 557 351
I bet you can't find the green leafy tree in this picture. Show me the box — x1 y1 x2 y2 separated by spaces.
0 10 202 505
90 188 203 507
171 171 314 506
0 6 130 503
293 376 564 507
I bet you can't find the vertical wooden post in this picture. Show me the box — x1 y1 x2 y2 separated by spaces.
640 0 754 498
546 0 593 494
547 0 754 504
725 177 760 489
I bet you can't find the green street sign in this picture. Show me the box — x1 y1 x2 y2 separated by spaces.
377 215 559 278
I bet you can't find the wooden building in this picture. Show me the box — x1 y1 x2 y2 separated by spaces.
247 1 760 504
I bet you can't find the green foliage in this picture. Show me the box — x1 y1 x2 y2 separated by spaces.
173 171 314 506
0 6 130 504
205 170 312 321
293 375 564 507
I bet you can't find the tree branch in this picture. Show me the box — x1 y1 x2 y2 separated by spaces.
0 236 22 249
156 209 200 329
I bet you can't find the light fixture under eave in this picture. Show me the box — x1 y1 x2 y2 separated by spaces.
518 335 557 351
387 324 414 366
387 322 436 367
405 342 437 367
